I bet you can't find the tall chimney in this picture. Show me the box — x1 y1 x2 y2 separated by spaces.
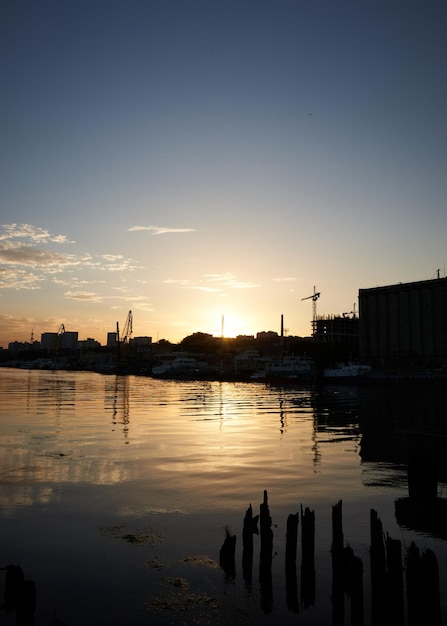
281 314 284 338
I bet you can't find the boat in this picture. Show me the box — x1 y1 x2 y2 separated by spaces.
250 355 314 383
151 355 214 379
323 362 372 381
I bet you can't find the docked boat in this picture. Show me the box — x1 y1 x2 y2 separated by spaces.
250 355 314 383
151 355 202 379
323 362 372 381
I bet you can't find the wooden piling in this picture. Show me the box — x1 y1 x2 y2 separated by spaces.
370 509 386 624
406 541 423 626
350 554 363 626
331 499 344 623
242 503 258 583
285 512 299 567
300 505 315 608
219 527 236 579
259 490 273 613
285 512 299 613
421 548 441 626
385 533 404 626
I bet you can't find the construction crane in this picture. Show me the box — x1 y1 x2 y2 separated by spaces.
116 311 133 359
55 323 65 354
301 286 320 335
120 310 133 344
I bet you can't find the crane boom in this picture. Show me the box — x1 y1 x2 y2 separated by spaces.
120 310 133 343
301 286 320 335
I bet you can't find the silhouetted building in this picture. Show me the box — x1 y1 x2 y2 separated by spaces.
359 277 447 369
313 315 359 345
41 330 78 352
107 331 119 348
41 332 58 352
60 331 78 350
78 338 101 349
8 340 41 354
129 336 152 348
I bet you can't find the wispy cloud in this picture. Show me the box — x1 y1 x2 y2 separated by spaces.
0 224 140 291
128 225 196 235
164 273 260 292
203 273 260 289
64 291 103 302
0 223 74 244
163 278 191 286
273 276 297 282
0 267 44 290
0 242 79 268
191 286 224 293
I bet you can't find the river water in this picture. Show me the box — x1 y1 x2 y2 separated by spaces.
0 367 446 625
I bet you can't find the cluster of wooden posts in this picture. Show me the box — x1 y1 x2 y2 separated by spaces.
219 489 442 625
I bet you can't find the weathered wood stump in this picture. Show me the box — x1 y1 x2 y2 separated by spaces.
259 490 273 613
331 499 344 624
242 503 258 583
370 509 386 624
385 533 404 626
300 505 315 608
406 541 423 626
285 512 299 613
219 526 236 579
349 553 363 626
406 542 441 626
421 548 441 626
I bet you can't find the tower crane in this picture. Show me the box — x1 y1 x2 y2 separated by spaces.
301 286 320 335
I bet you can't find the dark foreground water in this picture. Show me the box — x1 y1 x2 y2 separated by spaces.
0 367 446 625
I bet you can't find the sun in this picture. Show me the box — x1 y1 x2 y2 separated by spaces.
220 314 251 338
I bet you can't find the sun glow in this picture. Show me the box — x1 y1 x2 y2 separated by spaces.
220 314 253 338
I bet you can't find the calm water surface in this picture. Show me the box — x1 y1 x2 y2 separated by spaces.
0 367 446 625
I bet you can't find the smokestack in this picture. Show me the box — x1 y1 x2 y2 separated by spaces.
281 314 284 338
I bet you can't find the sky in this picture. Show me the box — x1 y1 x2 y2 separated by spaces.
1 0 446 347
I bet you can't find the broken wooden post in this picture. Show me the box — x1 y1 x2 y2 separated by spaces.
242 503 258 583
406 541 423 626
285 512 299 613
259 490 273 614
421 548 441 626
285 511 299 568
300 504 315 608
219 526 236 580
370 509 386 624
331 499 344 624
386 533 404 626
406 542 441 626
349 553 363 626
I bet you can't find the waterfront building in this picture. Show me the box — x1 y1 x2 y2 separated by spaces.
313 315 359 345
359 277 447 369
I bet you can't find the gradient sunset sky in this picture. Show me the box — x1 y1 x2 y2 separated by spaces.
1 0 446 347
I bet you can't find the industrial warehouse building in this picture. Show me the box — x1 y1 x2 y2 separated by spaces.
359 277 447 370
